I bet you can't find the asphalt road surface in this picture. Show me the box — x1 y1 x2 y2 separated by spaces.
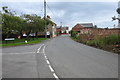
2 35 118 79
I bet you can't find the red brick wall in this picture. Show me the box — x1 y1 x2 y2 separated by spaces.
79 28 120 41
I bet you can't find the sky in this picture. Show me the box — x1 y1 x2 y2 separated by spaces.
1 0 119 30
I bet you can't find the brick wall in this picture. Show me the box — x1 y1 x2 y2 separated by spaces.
79 28 120 41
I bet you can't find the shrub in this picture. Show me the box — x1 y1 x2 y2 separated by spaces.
86 34 120 47
100 34 120 45
71 30 78 39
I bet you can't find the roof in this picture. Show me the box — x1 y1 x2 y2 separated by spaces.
56 26 61 28
72 24 84 29
80 23 94 28
62 27 69 30
72 24 84 31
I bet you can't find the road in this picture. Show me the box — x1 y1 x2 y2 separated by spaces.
2 35 118 79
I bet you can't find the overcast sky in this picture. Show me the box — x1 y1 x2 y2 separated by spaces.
1 1 119 29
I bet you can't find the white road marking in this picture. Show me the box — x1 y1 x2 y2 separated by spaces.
37 44 44 53
49 65 54 72
42 46 46 53
53 73 59 79
45 55 48 60
42 45 60 80
3 52 36 55
46 60 50 65
44 53 46 56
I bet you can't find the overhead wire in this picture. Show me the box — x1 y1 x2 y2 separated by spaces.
46 3 65 26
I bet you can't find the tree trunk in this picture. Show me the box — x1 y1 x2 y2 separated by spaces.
35 32 38 39
26 31 31 41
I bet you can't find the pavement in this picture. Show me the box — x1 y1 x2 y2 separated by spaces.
2 35 118 79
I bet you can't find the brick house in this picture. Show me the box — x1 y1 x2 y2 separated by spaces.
72 23 94 33
72 23 120 41
72 24 84 33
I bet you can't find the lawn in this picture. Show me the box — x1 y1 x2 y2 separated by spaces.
0 38 47 47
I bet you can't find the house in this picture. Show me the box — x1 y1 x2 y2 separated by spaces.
72 23 94 33
56 26 62 35
46 15 57 38
47 23 57 38
72 24 84 33
61 27 69 34
80 23 94 28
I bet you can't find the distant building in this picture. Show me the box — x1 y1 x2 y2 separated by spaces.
72 24 84 32
61 27 69 34
56 26 69 35
47 23 57 38
72 23 94 33
56 26 61 35
80 23 94 28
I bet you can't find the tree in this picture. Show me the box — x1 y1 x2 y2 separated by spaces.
112 8 120 23
116 8 120 14
2 6 16 16
2 6 23 39
2 6 56 40
0 11 2 41
94 25 97 28
21 14 46 39
2 14 24 38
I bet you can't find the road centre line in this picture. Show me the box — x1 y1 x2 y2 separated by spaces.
45 55 48 60
42 45 46 53
42 44 60 80
53 73 59 79
48 65 54 72
37 44 44 53
46 60 50 65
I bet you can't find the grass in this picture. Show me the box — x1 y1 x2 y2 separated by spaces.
86 34 120 53
71 34 120 53
0 38 47 47
86 34 120 47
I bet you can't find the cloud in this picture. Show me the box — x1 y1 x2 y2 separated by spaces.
1 0 119 2
47 2 118 28
1 2 118 28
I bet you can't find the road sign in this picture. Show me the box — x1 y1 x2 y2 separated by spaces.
5 38 15 41
46 31 50 35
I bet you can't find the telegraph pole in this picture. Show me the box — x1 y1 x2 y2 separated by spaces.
60 22 62 28
60 22 62 34
44 0 47 38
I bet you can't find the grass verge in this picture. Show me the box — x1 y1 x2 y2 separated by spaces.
71 34 120 54
0 38 47 47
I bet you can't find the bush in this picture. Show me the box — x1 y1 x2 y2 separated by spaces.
70 30 79 39
101 34 120 45
86 34 120 47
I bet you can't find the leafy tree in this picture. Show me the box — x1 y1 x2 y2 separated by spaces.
112 8 120 22
116 8 120 14
22 14 46 39
0 11 2 40
2 14 23 38
2 6 55 40
94 25 97 28
2 6 16 16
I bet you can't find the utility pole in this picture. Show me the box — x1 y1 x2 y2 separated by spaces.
60 22 62 28
44 0 47 38
60 22 62 34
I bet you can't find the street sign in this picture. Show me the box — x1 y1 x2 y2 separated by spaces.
46 31 50 35
5 38 15 41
